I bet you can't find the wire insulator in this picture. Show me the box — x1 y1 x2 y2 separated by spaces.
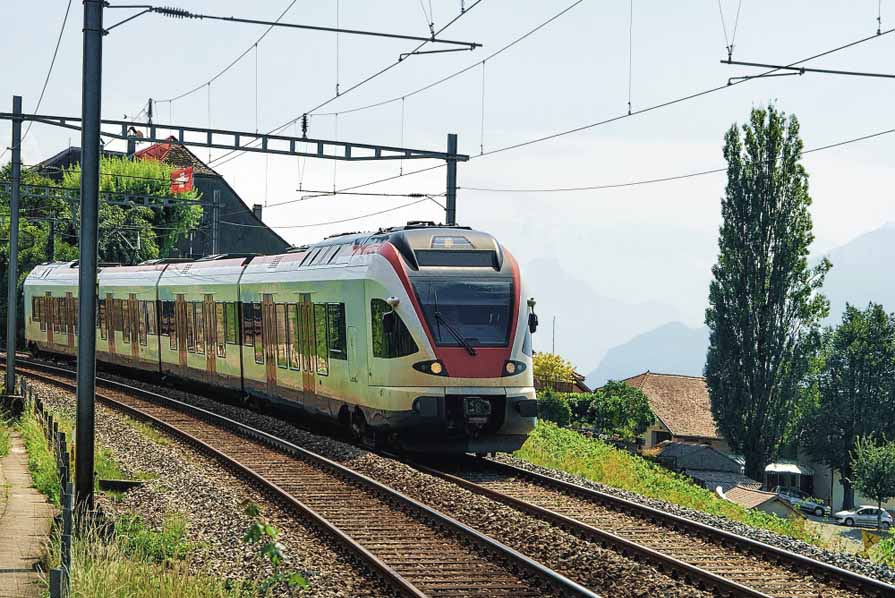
153 6 192 19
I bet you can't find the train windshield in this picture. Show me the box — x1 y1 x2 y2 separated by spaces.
413 278 513 348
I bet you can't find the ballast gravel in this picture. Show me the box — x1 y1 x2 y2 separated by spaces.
29 378 398 598
53 365 895 589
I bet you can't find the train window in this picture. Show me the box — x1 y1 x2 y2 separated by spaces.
276 304 288 369
371 299 418 359
195 303 205 355
31 297 38 322
215 303 226 358
314 304 329 375
40 297 46 331
327 303 347 360
224 303 239 345
122 300 131 344
253 303 264 364
186 303 195 353
242 302 254 347
288 304 300 370
302 304 314 372
99 300 106 340
73 298 79 335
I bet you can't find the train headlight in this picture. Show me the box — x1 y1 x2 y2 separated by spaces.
502 360 526 376
412 360 448 376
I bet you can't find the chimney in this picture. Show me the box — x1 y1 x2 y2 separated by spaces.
252 204 263 221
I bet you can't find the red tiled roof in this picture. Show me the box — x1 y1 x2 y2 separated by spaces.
134 136 218 176
621 372 721 440
724 485 783 509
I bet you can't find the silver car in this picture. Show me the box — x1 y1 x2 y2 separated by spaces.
833 506 893 530
773 486 831 517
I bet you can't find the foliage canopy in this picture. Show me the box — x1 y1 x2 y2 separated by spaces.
705 105 829 480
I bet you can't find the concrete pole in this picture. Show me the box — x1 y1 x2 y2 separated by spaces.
4 96 22 394
75 0 103 510
445 133 458 226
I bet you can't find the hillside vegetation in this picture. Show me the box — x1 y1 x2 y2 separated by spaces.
515 422 822 546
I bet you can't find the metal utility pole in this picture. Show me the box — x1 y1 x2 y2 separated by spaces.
211 189 220 255
4 96 22 395
75 0 103 510
445 133 458 225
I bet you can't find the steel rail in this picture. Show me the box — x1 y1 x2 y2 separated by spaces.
405 457 769 597
7 357 597 598
421 456 895 598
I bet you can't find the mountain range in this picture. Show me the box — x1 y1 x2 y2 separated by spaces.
575 224 895 388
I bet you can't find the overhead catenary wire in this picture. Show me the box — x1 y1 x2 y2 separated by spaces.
207 0 486 169
220 196 437 229
154 0 299 104
313 0 584 118
0 0 73 163
460 126 895 193
273 24 895 201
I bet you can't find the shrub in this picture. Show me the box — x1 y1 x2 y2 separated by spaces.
563 393 594 425
516 421 822 546
537 390 571 427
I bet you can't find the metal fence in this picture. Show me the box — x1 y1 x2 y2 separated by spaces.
13 377 73 598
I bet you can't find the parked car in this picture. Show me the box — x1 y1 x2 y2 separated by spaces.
833 506 893 530
773 486 831 517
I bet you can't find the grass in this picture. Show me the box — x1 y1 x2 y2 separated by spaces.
45 513 256 598
122 415 171 446
0 415 10 458
17 407 150 505
515 421 824 547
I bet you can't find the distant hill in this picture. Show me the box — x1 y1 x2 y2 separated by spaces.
522 257 680 374
820 223 895 322
582 224 895 388
586 322 709 388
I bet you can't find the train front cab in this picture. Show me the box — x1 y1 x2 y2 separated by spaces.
360 228 539 454
24 262 79 357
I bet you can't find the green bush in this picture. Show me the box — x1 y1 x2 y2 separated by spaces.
115 514 192 565
871 536 895 568
537 390 571 427
516 421 823 546
563 393 594 425
0 416 9 458
18 410 61 505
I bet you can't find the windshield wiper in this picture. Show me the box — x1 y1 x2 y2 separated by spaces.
434 310 477 356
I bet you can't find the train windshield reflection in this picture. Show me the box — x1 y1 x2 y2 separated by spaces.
413 278 513 348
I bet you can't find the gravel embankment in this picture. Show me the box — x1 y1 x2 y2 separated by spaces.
493 454 895 584
82 373 719 596
30 378 397 598
75 366 895 588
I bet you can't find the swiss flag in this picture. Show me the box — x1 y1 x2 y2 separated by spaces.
170 167 193 193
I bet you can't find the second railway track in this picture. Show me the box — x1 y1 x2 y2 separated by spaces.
411 456 895 598
10 359 593 598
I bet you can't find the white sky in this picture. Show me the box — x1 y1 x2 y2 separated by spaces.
2 0 893 344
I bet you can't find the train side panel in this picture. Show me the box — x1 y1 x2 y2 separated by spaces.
97 265 167 373
24 262 80 357
157 259 246 391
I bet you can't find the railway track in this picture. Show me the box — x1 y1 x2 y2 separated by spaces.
9 356 895 597
410 456 895 598
7 359 594 598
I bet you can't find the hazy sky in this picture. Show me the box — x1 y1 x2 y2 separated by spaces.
2 1 893 358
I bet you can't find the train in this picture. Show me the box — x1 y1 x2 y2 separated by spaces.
23 222 540 453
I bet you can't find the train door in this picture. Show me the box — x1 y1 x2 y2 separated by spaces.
65 292 75 350
175 295 188 369
105 293 115 355
128 294 140 359
262 294 277 396
299 294 317 408
347 326 360 384
45 293 55 346
204 295 217 378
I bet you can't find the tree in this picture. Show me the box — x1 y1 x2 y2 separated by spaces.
851 436 895 530
705 105 830 481
587 381 654 440
537 389 571 427
802 304 895 509
61 156 202 264
533 352 575 389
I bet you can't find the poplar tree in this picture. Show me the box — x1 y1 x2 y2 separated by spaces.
705 105 830 481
